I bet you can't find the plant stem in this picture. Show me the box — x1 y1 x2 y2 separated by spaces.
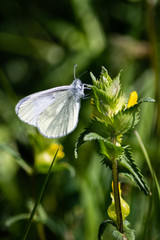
112 158 123 233
37 223 46 240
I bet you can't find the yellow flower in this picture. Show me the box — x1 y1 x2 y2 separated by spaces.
127 91 138 108
35 143 65 173
47 143 65 159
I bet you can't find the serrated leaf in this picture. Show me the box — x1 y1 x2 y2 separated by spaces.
101 66 109 76
107 70 122 100
84 132 107 142
90 71 98 87
90 70 109 91
119 173 137 187
92 86 114 115
98 143 112 168
98 219 116 240
77 130 123 161
92 87 126 119
75 118 124 160
113 220 135 240
118 146 151 195
98 219 135 240
98 140 124 162
100 66 112 87
75 119 111 158
112 104 140 135
114 94 127 115
84 132 123 159
92 87 107 114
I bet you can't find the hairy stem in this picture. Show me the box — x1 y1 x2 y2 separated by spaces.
112 158 123 233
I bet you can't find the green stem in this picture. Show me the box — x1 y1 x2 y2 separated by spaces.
112 158 123 233
37 223 47 240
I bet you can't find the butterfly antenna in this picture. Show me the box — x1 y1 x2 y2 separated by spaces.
74 65 90 80
74 64 78 79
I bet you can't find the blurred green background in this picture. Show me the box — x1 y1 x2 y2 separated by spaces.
0 0 160 239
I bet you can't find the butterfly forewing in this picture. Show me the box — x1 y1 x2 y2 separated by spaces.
15 76 86 138
15 86 70 126
37 90 80 138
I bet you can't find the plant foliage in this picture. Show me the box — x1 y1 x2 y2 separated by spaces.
76 66 154 239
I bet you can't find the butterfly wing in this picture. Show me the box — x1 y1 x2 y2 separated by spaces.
37 90 81 138
15 86 70 127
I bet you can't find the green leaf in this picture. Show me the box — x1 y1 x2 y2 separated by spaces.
113 220 135 240
75 119 110 158
112 104 140 135
84 132 106 141
138 97 155 104
6 203 66 238
90 71 98 87
107 70 122 100
118 146 151 195
98 219 135 240
91 86 120 118
101 66 112 86
98 219 116 240
75 118 124 159
84 132 123 158
0 144 33 174
98 140 124 163
5 214 31 227
92 86 111 114
90 70 109 91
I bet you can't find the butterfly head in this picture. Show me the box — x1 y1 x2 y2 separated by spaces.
72 65 91 100
71 79 85 99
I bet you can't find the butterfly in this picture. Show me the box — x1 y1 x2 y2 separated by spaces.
15 65 90 138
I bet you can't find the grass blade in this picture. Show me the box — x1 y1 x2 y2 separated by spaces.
22 148 59 240
134 130 160 200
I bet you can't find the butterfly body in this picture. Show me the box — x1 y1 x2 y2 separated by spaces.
15 77 86 138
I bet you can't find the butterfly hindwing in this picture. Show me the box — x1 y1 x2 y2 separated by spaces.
37 90 80 138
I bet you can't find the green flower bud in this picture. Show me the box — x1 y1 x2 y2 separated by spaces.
107 182 130 222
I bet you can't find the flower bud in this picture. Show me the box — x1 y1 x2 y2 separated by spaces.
107 182 130 222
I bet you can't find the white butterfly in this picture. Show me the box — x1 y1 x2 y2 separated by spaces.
15 65 90 138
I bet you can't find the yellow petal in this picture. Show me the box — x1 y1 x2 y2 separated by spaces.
127 91 138 108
